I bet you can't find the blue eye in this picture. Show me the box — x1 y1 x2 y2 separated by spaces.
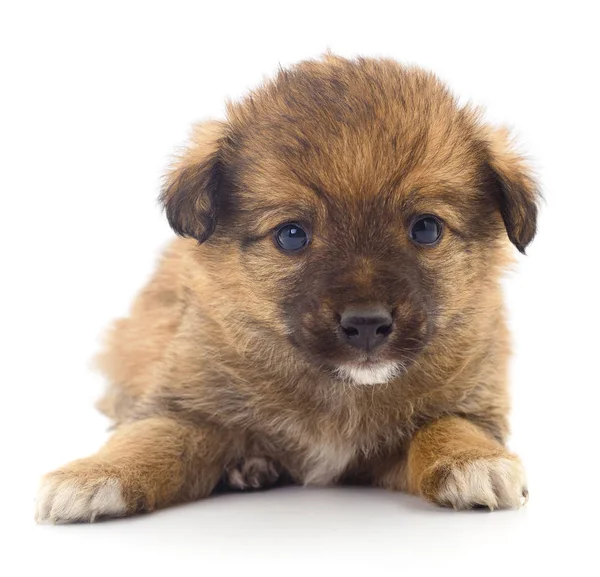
410 215 443 245
275 223 309 252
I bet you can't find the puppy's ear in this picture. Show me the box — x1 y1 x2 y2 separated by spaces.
483 127 540 254
160 121 227 243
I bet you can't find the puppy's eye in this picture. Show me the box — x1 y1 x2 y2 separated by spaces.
275 223 309 252
410 215 443 245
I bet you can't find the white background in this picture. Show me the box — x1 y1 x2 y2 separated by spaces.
1 1 599 575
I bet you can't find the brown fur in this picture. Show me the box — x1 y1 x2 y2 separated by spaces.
36 54 538 522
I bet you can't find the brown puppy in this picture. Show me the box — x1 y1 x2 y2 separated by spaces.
36 54 538 523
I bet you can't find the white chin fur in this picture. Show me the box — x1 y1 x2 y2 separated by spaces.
334 362 401 385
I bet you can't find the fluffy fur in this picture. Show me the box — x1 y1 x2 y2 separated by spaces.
36 55 538 523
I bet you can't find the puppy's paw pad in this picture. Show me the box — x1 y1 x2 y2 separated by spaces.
434 456 527 510
225 457 281 490
35 473 126 523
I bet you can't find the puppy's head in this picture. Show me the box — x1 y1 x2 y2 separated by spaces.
161 56 539 385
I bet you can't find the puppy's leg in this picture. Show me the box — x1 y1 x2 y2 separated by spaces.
224 456 282 490
378 417 528 510
36 417 230 523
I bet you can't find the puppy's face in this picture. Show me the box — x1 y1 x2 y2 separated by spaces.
162 56 539 385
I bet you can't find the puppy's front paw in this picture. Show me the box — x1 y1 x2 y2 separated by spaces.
36 464 128 523
225 456 281 490
423 454 528 510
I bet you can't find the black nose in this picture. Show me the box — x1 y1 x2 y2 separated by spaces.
339 307 393 351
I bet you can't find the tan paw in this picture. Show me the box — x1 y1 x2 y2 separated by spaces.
425 455 528 510
35 468 127 524
225 456 281 490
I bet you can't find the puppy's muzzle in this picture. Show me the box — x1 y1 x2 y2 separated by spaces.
339 306 393 351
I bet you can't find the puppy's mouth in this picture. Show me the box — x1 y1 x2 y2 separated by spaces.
331 360 406 386
286 312 428 385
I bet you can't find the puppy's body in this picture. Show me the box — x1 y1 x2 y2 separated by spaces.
98 237 510 484
37 56 537 522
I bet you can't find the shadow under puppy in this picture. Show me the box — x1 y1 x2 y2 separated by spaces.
36 54 538 522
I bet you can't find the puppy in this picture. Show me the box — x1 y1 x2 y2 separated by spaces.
36 55 538 523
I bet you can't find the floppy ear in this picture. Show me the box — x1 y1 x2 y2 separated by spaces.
160 121 226 243
484 127 540 254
